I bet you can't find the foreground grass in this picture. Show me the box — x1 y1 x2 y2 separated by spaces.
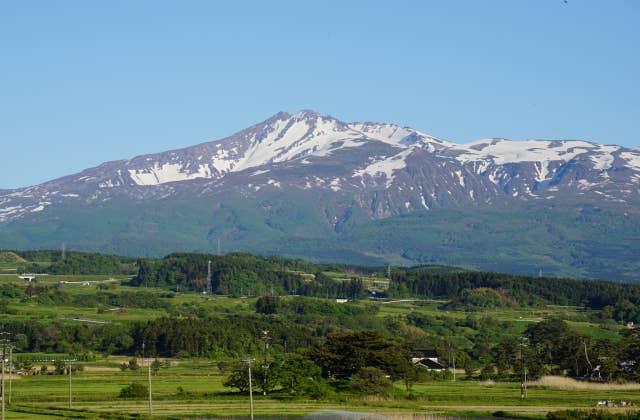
6 361 640 419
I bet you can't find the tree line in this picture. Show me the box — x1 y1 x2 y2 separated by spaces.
10 250 136 275
389 269 640 322
132 253 367 298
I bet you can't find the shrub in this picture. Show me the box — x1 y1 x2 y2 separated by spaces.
118 382 148 399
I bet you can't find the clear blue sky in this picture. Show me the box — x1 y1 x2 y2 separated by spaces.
1 0 638 189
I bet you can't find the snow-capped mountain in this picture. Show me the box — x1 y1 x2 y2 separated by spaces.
1 111 639 281
1 110 638 223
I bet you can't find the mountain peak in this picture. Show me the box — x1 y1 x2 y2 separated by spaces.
292 109 321 119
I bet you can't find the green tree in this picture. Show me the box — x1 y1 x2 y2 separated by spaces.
312 330 408 380
350 367 393 396
222 362 255 393
617 330 640 380
526 318 572 365
269 353 323 394
53 359 66 375
256 296 280 314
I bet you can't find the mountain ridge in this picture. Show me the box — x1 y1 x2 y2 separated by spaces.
1 110 639 282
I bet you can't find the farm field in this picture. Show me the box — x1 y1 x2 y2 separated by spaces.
5 361 640 419
0 251 638 418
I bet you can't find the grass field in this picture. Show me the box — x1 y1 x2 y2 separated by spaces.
5 361 640 419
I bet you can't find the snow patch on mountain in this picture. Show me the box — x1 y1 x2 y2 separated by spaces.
419 194 429 209
251 169 270 177
621 151 640 170
225 114 369 173
535 161 550 182
329 178 342 191
348 123 415 145
0 205 23 222
267 179 281 188
353 148 413 186
453 139 597 165
129 163 213 186
590 145 619 170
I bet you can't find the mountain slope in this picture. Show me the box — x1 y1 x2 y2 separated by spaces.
1 111 639 281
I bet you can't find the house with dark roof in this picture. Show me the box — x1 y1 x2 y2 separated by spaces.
411 349 447 371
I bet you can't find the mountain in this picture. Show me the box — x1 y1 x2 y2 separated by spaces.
1 110 639 281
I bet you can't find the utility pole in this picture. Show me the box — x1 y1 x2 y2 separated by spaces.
452 354 456 382
0 331 10 420
261 330 271 396
206 260 212 294
58 356 78 409
143 342 152 416
242 359 255 420
447 341 455 382
68 359 72 409
519 337 528 399
1 342 4 420
7 346 12 405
